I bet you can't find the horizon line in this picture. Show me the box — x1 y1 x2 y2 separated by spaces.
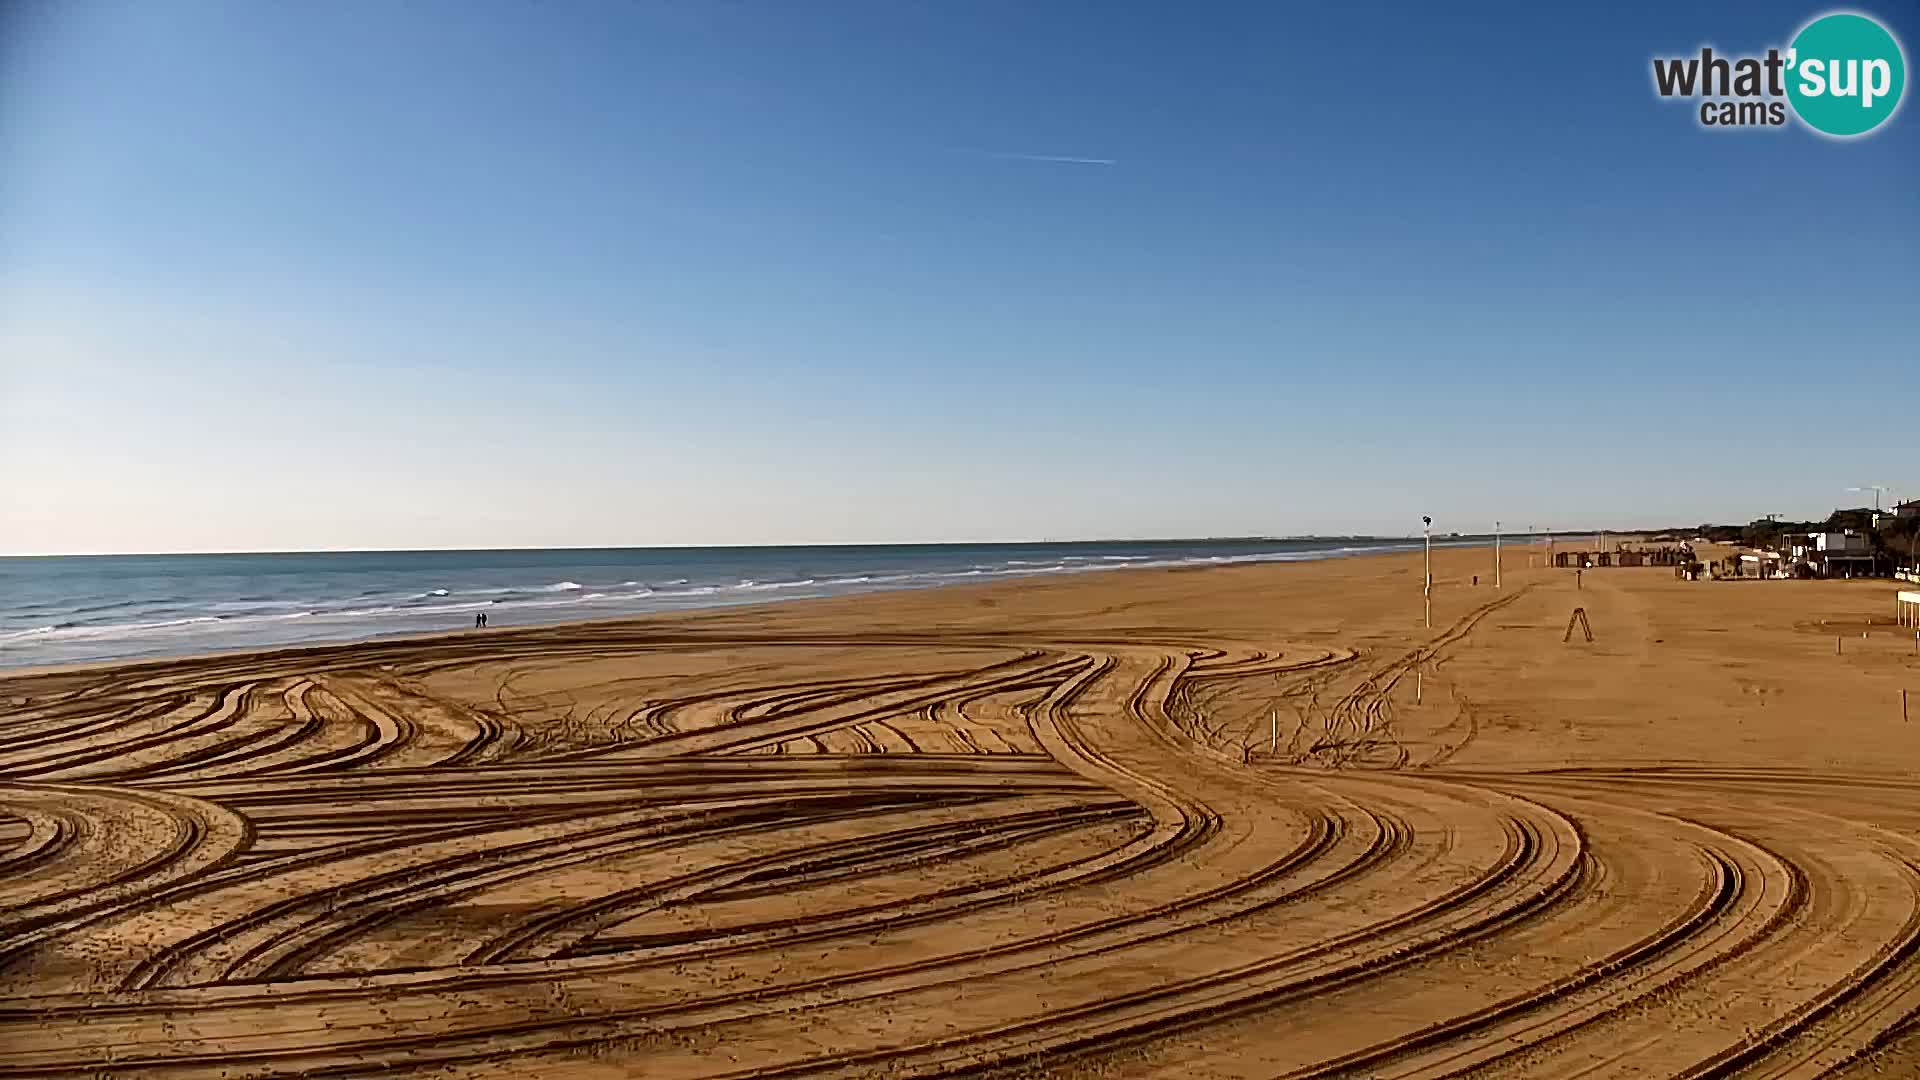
0 530 1642 559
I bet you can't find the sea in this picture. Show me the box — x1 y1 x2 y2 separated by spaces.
0 538 1437 670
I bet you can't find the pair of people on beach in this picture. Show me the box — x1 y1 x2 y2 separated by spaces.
473 612 489 629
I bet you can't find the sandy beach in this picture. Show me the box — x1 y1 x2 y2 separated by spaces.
4 545 1920 1077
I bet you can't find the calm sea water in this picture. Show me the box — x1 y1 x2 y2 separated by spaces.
0 539 1429 669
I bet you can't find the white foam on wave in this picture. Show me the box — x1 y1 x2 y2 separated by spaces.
0 615 224 647
406 600 497 615
544 581 583 592
995 563 1070 575
579 588 655 602
324 605 398 619
209 599 311 612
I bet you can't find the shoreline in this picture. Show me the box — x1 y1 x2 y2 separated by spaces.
0 541 1492 678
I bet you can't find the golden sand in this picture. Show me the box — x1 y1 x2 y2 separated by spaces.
3 545 1919 1077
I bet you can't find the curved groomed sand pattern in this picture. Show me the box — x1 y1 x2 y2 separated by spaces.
4 548 1919 1077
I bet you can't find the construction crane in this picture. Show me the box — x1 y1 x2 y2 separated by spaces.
1848 485 1891 512
1758 514 1790 554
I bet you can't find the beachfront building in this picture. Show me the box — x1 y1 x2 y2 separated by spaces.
1787 531 1876 578
1897 499 1920 521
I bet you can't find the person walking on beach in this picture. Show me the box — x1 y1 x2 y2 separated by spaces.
474 612 486 629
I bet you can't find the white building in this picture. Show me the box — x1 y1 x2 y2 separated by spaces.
1789 531 1875 578
1816 531 1871 554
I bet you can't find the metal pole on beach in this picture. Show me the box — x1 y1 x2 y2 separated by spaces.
1423 516 1433 629
1495 520 1502 589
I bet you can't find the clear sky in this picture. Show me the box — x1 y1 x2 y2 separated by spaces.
2 1 1914 554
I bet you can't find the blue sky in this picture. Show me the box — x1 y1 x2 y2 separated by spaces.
2 0 1914 554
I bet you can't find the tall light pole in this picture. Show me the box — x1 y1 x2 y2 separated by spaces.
1495 520 1502 589
1423 515 1433 629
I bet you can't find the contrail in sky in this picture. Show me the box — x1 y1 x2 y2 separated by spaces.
985 151 1117 166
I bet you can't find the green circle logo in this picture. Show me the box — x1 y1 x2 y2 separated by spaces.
1787 12 1906 136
